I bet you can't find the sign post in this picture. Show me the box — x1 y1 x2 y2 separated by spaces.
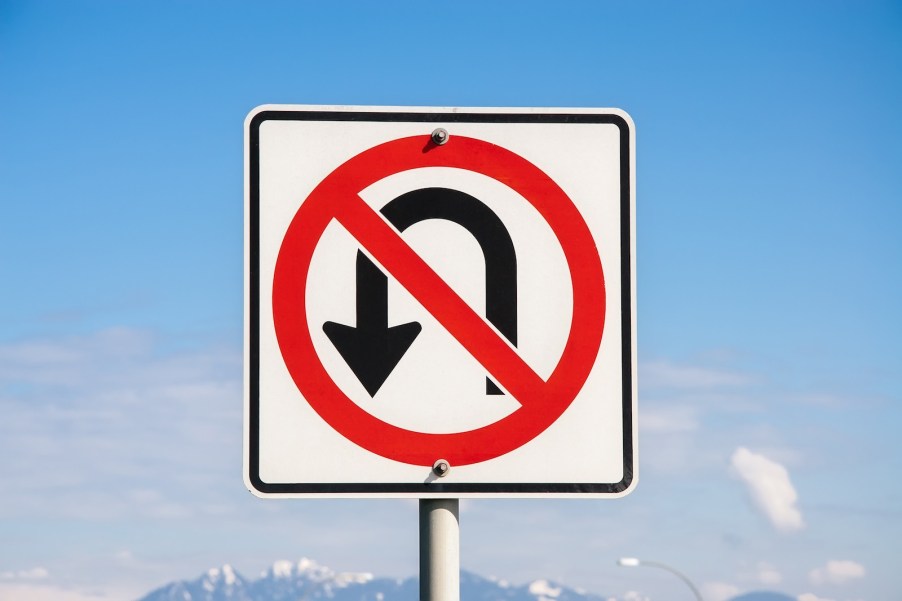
245 104 636 599
419 498 460 601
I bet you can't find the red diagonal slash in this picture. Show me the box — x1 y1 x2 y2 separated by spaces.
333 192 545 406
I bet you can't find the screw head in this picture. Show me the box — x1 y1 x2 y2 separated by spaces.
431 128 449 145
432 459 451 477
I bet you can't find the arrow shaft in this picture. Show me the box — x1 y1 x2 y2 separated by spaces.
356 250 387 330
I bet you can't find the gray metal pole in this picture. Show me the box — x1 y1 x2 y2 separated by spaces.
419 498 460 601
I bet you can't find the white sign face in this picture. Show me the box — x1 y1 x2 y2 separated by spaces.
245 105 636 498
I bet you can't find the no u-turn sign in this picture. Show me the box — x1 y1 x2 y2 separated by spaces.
245 106 636 498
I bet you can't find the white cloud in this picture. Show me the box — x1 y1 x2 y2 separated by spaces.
639 405 699 434
0 583 112 601
798 593 835 601
641 360 752 390
730 447 804 532
755 562 782 586
701 582 741 601
731 560 781 587
0 327 242 520
529 579 562 598
808 560 866 585
636 403 703 474
0 568 49 581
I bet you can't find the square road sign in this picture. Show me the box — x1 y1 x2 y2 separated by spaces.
245 105 636 498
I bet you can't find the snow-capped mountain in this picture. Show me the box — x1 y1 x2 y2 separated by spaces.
136 558 798 601
138 564 253 601
135 558 608 601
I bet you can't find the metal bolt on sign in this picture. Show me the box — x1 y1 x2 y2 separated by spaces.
431 128 449 145
432 459 451 477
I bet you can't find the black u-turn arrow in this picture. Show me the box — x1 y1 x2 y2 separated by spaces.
324 187 517 397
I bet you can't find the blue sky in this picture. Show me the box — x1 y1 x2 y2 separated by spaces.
1 1 900 601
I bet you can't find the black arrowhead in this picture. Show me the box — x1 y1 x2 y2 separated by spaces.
323 320 421 397
323 251 421 397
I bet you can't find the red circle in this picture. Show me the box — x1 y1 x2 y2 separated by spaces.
272 135 606 466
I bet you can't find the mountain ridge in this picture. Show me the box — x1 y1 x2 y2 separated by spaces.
136 558 607 601
135 557 796 601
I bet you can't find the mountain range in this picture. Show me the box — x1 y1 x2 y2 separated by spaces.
135 558 796 601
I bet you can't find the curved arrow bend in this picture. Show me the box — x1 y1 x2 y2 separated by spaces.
323 187 518 397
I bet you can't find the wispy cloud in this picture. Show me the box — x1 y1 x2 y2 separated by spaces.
641 360 753 391
730 447 804 532
798 593 835 601
808 560 866 586
639 405 699 434
0 567 49 580
0 566 127 601
620 592 651 601
636 358 757 474
0 327 241 521
0 582 122 601
755 562 782 586
701 581 741 601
